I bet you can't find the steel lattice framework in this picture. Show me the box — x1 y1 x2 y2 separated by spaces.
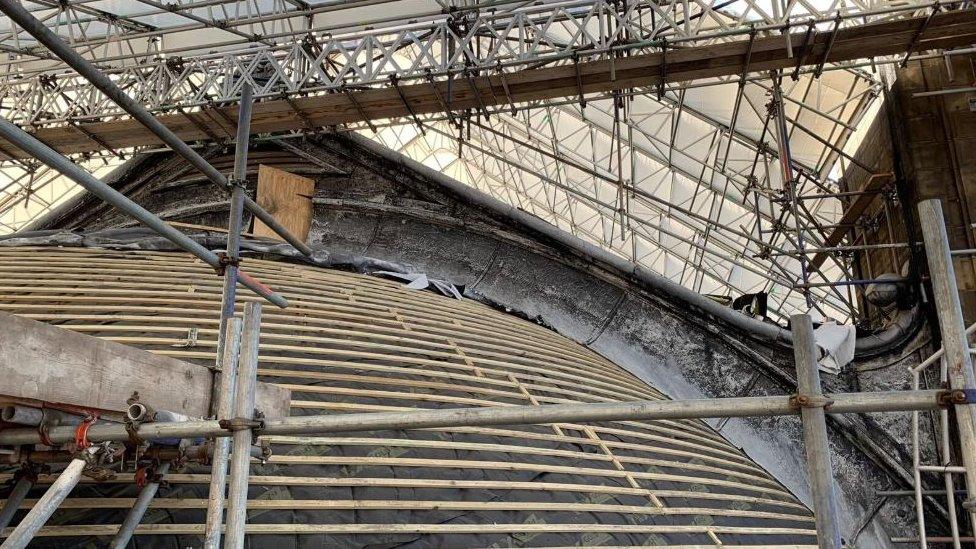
0 0 962 321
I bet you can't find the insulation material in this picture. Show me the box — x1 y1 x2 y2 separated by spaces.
0 246 817 548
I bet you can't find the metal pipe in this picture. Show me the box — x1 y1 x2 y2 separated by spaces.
209 81 252 420
0 476 32 531
791 314 842 548
203 83 253 549
0 406 42 427
912 86 976 98
0 458 85 549
918 199 976 522
940 391 962 548
109 462 170 549
918 465 968 474
0 389 946 448
770 72 811 309
203 317 243 549
0 406 85 427
224 302 261 549
794 277 912 288
0 0 314 258
911 370 929 549
0 118 287 308
912 322 976 374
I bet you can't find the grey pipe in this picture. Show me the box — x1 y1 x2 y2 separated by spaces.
792 314 842 547
225 303 261 549
0 406 42 427
0 0 313 258
204 318 243 549
1 406 83 427
0 476 32 531
0 389 946 447
109 462 171 549
0 117 287 309
0 458 85 549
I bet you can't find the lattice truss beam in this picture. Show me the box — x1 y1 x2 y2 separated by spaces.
0 0 957 320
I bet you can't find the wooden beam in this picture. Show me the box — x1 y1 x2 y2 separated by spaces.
0 310 290 418
1 10 974 159
809 172 893 270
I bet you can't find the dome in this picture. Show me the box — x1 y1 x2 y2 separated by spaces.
0 246 814 547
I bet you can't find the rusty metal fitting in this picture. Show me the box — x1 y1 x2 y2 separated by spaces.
789 394 834 409
218 417 263 432
936 389 976 407
213 252 241 275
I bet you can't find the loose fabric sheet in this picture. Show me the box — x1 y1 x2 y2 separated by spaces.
814 321 857 374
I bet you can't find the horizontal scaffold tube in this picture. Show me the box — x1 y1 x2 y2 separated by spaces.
0 390 944 447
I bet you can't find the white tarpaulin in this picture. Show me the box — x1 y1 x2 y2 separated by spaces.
814 321 857 374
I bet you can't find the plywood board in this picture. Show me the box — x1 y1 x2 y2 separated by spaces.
0 311 290 418
252 164 314 243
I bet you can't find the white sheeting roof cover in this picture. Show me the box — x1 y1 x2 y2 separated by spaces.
0 0 938 322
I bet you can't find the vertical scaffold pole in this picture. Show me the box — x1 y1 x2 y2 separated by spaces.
203 81 254 549
109 462 171 549
224 302 262 549
791 313 843 548
0 474 32 532
918 199 976 525
0 458 86 549
203 317 244 548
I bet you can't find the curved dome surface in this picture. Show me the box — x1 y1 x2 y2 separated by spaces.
0 246 815 547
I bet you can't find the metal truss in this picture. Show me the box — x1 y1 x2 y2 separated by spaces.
0 0 941 126
0 0 960 321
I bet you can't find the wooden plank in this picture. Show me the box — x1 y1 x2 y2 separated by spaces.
0 498 812 521
0 523 818 537
809 172 893 269
0 472 806 509
0 310 212 417
251 165 314 242
0 12 972 159
0 310 289 418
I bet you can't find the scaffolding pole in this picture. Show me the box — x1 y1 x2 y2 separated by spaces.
109 462 171 549
224 302 261 549
918 199 976 522
203 81 254 549
769 70 813 309
0 389 947 448
0 0 314 258
791 313 843 547
203 317 243 548
0 475 32 532
0 458 85 549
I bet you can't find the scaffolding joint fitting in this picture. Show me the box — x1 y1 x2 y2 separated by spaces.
789 393 833 409
219 417 263 432
214 252 241 275
937 389 976 407
226 177 247 189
